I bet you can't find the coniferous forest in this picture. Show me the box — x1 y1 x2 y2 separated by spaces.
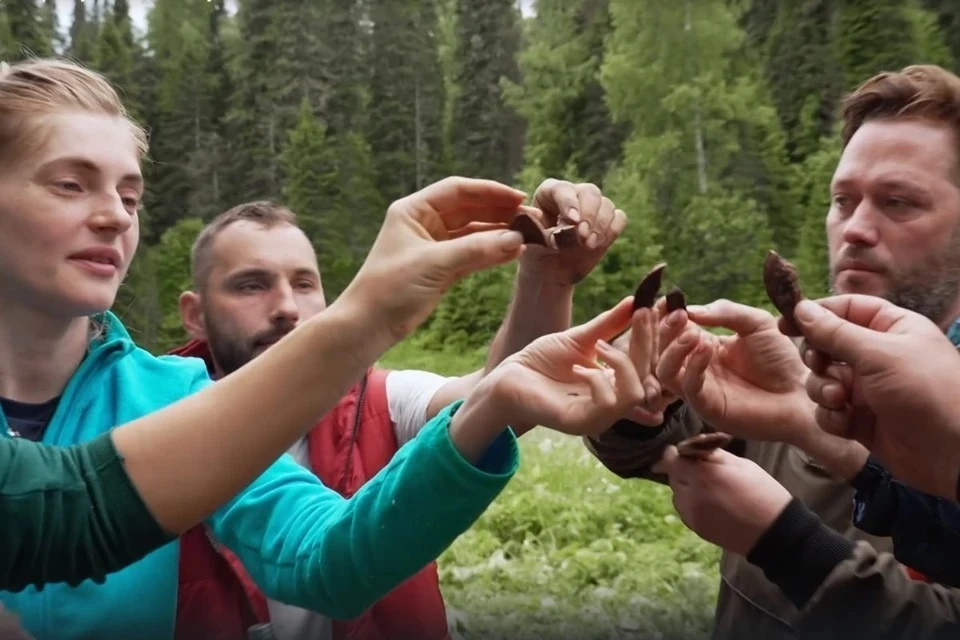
4 2 960 637
1 0 958 358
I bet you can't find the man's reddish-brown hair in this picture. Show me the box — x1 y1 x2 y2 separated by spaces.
840 64 960 167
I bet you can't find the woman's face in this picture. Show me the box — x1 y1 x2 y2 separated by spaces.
0 111 142 319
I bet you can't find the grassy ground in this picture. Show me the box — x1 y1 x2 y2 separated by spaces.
378 342 721 640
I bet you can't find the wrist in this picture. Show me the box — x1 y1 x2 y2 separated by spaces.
332 282 405 352
449 376 509 464
516 258 578 292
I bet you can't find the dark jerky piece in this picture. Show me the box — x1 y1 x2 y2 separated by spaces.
763 250 803 334
676 432 733 459
548 224 580 249
665 286 687 312
509 212 549 245
633 263 667 310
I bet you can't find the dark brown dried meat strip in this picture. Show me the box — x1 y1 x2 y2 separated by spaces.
665 286 687 312
509 212 549 245
676 432 733 459
763 250 803 334
548 224 580 249
633 263 667 310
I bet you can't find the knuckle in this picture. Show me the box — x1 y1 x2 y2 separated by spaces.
580 182 602 197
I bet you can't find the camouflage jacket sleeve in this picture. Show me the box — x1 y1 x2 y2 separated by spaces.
583 401 742 484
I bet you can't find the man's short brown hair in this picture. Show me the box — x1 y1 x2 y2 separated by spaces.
190 201 299 292
840 64 960 174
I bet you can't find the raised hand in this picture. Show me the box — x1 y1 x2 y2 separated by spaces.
450 296 659 458
655 299 815 443
342 177 529 343
792 295 960 500
519 179 628 285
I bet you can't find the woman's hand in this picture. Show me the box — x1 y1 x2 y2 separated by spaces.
450 297 659 461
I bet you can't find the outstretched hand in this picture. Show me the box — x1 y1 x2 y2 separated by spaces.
341 176 529 344
451 296 662 457
654 299 814 443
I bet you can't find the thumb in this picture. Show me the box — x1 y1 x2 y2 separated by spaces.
793 299 876 366
433 228 525 279
566 297 635 345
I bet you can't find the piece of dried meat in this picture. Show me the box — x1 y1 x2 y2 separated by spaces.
763 250 804 334
665 286 687 313
509 212 549 245
633 263 667 310
676 432 733 459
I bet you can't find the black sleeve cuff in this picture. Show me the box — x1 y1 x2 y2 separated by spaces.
849 454 888 494
746 498 855 609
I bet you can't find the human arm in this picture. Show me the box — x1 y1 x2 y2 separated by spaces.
656 445 960 639
751 501 960 639
846 455 960 588
0 433 171 592
212 295 655 616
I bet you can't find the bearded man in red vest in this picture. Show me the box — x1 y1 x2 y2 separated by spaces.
167 179 627 640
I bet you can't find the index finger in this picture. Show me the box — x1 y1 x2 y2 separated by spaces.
416 177 528 223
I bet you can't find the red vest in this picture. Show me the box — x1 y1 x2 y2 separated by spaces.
168 339 450 640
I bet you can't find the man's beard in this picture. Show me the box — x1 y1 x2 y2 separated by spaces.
204 314 296 377
830 238 960 325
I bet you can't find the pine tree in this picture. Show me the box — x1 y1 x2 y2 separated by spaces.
6 0 51 59
504 0 625 190
367 0 447 202
280 99 355 297
40 0 63 54
763 0 844 161
94 0 142 121
449 0 524 183
68 0 96 62
601 0 789 305
839 0 916 87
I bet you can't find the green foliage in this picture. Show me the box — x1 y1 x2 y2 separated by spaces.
436 428 719 639
367 0 447 202
838 0 916 87
450 0 524 183
795 137 842 299
5 0 50 59
504 0 626 189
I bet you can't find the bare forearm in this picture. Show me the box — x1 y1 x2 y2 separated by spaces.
111 294 394 534
484 264 574 373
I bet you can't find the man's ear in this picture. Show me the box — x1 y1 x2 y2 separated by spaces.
179 290 207 340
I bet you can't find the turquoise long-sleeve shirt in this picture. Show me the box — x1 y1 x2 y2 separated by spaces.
0 312 519 640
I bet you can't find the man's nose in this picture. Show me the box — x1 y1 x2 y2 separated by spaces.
841 200 881 247
270 285 301 324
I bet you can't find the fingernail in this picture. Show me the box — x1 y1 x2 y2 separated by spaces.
587 232 599 248
579 221 591 238
794 300 823 322
567 208 580 223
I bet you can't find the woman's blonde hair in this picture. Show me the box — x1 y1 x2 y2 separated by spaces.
0 57 148 163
